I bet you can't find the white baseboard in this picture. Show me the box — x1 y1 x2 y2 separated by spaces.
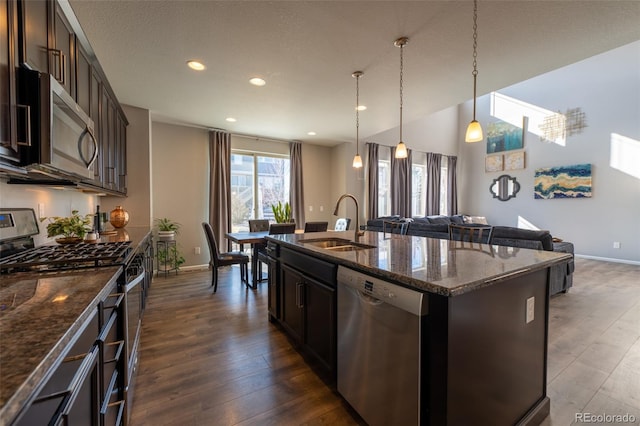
575 254 640 266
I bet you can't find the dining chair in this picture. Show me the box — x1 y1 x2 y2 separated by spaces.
268 223 296 234
448 223 494 244
304 221 328 233
334 218 351 231
249 219 270 282
256 223 296 280
202 222 249 292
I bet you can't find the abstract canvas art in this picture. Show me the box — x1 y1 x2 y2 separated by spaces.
534 163 592 199
504 151 525 170
485 154 503 172
486 119 524 154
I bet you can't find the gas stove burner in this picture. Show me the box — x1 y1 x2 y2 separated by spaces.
0 241 132 274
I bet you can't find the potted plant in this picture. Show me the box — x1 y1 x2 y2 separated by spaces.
157 243 186 272
271 201 293 224
40 210 93 244
155 217 181 241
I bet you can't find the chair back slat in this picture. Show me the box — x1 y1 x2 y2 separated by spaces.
304 221 328 233
334 218 351 231
269 223 295 235
249 219 270 232
202 222 220 267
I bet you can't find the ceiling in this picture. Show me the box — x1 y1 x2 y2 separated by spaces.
68 1 640 146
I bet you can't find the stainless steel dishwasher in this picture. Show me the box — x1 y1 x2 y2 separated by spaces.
337 266 428 426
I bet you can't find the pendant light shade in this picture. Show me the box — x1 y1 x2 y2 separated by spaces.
465 0 483 143
352 71 364 169
394 37 409 159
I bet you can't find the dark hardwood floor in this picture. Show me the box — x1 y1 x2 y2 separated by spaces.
130 266 361 426
130 258 640 425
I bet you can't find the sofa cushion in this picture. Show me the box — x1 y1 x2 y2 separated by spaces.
491 226 553 251
408 222 449 234
450 215 465 224
426 215 452 225
463 215 489 225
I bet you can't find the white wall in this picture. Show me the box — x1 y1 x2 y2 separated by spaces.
151 122 209 268
458 41 640 262
365 105 460 156
0 180 96 246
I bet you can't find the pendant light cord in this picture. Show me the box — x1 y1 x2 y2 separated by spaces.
356 74 360 154
471 0 478 120
399 42 404 143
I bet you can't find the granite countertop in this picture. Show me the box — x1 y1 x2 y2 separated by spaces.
267 230 572 297
0 227 152 422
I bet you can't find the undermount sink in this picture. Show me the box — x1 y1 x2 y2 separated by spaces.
298 237 376 251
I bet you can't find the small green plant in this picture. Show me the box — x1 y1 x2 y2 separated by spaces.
154 218 181 234
40 210 92 239
271 201 292 223
157 244 186 271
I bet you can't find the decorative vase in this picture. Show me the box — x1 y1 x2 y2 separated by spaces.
109 206 129 228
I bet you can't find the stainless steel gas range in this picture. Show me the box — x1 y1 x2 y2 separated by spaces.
0 208 152 425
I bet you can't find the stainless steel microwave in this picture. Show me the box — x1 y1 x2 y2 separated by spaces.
18 68 98 181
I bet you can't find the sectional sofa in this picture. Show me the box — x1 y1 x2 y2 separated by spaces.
365 215 574 296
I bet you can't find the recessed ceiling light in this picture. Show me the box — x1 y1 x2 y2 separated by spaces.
307 131 316 136
249 77 266 86
356 105 367 111
226 117 237 122
187 60 206 71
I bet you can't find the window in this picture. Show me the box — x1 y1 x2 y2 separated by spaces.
377 155 450 218
230 152 290 232
378 159 391 216
411 164 425 217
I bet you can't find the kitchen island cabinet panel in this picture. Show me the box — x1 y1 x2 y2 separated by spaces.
280 264 304 343
303 276 335 373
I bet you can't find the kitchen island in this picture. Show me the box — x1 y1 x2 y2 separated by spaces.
0 227 152 425
265 230 572 426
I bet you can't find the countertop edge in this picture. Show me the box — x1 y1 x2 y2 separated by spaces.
266 234 572 297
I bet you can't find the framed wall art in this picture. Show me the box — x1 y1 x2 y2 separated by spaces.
534 163 592 199
504 151 525 170
486 118 525 154
485 154 503 172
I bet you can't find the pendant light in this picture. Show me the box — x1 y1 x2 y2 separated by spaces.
465 0 484 143
394 37 409 159
352 71 364 169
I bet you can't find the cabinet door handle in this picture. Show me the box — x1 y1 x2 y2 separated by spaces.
296 282 304 308
59 346 99 420
16 104 32 146
50 49 66 85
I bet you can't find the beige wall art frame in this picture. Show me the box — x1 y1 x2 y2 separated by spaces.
505 151 525 170
485 154 504 172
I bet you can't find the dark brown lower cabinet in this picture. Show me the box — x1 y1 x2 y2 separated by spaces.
14 283 126 426
279 262 336 377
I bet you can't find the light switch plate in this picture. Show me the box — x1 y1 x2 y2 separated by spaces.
526 297 535 324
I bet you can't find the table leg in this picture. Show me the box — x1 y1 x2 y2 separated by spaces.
251 244 259 289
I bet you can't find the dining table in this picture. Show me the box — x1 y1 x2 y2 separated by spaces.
225 231 269 289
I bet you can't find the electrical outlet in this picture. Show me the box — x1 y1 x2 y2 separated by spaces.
194 247 201 255
38 203 45 219
526 297 535 324
320 206 324 212
613 242 621 249
309 205 313 212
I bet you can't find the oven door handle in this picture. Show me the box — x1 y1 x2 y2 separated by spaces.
125 267 145 292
